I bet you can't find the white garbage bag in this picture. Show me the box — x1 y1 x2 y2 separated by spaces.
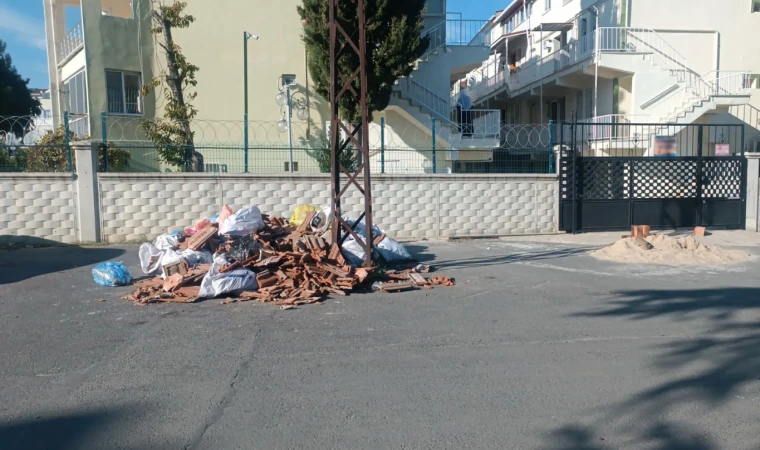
198 261 258 299
154 233 180 250
340 219 412 266
139 242 195 277
139 243 164 275
310 205 334 233
376 236 412 262
219 205 265 237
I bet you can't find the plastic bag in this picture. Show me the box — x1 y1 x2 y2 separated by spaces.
219 205 264 236
139 243 184 277
181 249 214 267
92 262 133 287
310 206 333 233
340 219 412 266
198 261 258 299
139 242 163 275
218 205 234 228
289 204 320 227
155 233 179 250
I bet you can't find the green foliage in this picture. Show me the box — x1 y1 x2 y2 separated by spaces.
0 144 22 171
310 134 358 173
21 126 73 172
3 126 130 172
297 0 428 123
0 39 42 137
141 1 203 171
99 142 132 172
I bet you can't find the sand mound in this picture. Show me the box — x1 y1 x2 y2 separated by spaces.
591 235 753 265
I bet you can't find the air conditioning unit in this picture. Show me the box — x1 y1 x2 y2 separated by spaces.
204 162 228 173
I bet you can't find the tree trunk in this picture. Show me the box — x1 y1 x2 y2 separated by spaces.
158 15 203 172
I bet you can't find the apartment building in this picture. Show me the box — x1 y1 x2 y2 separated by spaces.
456 0 760 155
42 0 501 173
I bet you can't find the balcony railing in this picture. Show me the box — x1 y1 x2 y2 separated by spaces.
589 115 651 141
450 109 501 138
399 78 451 124
597 27 687 73
454 32 597 106
423 19 491 57
57 21 84 63
704 71 753 96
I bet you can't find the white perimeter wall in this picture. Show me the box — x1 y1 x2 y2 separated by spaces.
98 174 558 242
0 174 78 244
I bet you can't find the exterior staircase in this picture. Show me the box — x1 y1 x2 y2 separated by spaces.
385 19 498 151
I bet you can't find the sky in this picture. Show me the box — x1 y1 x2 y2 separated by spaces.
0 0 510 91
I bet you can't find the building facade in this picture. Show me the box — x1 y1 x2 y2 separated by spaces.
456 0 760 156
42 0 502 173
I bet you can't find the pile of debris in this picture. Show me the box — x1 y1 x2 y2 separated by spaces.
125 205 454 306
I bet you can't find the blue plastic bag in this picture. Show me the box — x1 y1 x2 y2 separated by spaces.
92 262 133 287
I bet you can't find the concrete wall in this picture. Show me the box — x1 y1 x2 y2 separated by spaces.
98 173 558 242
0 174 78 244
628 0 760 75
81 0 156 141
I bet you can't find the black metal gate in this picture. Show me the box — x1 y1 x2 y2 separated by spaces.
559 122 747 232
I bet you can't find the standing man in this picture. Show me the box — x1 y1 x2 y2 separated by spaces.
456 81 473 137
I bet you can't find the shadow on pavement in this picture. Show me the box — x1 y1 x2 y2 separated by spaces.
403 244 437 263
0 245 126 285
544 287 760 449
0 405 143 450
432 247 592 270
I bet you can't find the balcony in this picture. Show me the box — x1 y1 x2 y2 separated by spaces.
455 32 595 105
422 19 491 56
57 20 83 64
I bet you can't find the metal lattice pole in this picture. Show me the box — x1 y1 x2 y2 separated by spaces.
328 0 374 267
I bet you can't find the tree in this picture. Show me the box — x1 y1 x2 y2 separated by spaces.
0 39 41 137
297 0 428 123
18 126 130 172
141 0 203 172
310 133 358 173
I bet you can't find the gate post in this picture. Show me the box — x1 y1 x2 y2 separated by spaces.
571 112 578 234
746 153 760 232
696 124 704 225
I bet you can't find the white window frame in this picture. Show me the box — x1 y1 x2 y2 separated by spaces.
106 70 143 116
545 0 552 12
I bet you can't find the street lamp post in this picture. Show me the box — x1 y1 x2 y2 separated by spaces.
276 74 309 173
243 31 258 173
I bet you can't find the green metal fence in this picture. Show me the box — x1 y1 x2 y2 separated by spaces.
0 114 74 173
97 143 556 175
1 112 558 174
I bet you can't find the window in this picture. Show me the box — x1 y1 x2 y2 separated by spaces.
63 70 88 115
106 70 142 115
753 0 760 12
545 0 552 11
101 0 133 18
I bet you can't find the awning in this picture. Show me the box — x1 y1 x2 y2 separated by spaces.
532 23 574 33
492 31 528 47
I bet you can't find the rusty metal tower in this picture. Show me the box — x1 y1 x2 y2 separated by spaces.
328 0 374 266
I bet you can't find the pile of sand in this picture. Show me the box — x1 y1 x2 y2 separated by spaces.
590 234 753 265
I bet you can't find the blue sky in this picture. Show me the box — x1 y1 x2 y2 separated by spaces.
0 0 509 90
0 0 49 89
448 0 511 20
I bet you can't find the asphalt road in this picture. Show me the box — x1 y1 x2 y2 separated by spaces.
1 238 759 450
